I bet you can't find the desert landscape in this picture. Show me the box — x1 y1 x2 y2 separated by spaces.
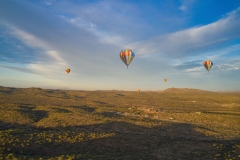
1 0 240 159
0 86 240 160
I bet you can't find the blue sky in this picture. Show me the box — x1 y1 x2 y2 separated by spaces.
0 0 240 91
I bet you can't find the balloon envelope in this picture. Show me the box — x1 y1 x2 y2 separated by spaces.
120 49 135 68
66 68 70 74
164 78 167 82
203 60 213 71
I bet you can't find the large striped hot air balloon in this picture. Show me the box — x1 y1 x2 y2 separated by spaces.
203 60 213 71
119 49 135 68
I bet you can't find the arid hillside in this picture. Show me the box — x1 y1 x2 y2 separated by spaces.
0 86 240 159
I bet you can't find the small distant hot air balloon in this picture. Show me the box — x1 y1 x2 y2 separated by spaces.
203 60 213 71
66 68 70 74
137 89 140 93
164 78 167 82
120 49 135 68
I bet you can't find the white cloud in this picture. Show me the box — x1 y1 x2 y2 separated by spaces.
11 27 47 49
178 58 240 74
217 61 240 71
63 15 130 47
184 66 203 72
68 17 97 31
45 2 52 6
179 5 186 11
55 1 147 47
179 0 196 11
171 43 240 75
126 7 240 58
7 26 68 77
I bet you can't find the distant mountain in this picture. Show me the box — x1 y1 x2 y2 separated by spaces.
220 90 240 93
162 88 213 93
1 86 239 93
0 86 43 93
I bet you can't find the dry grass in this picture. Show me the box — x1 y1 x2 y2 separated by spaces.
0 86 239 159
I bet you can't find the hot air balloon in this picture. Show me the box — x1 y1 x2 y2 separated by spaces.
119 49 135 68
66 68 70 74
203 60 213 71
164 78 167 82
137 89 140 93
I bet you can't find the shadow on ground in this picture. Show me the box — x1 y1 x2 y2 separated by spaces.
0 120 239 159
18 105 48 122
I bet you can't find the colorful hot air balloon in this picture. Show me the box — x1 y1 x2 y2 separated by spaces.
66 68 70 74
203 60 213 71
137 89 140 93
164 78 167 82
119 49 135 68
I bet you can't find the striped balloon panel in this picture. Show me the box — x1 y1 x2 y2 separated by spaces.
119 49 135 66
203 60 213 71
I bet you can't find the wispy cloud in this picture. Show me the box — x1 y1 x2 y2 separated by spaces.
127 7 240 58
9 26 68 75
55 1 144 47
0 1 127 79
0 21 69 79
64 16 127 47
174 58 240 74
45 1 52 6
179 0 196 12
217 60 240 71
174 60 202 70
47 0 187 46
172 42 240 73
0 64 35 74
